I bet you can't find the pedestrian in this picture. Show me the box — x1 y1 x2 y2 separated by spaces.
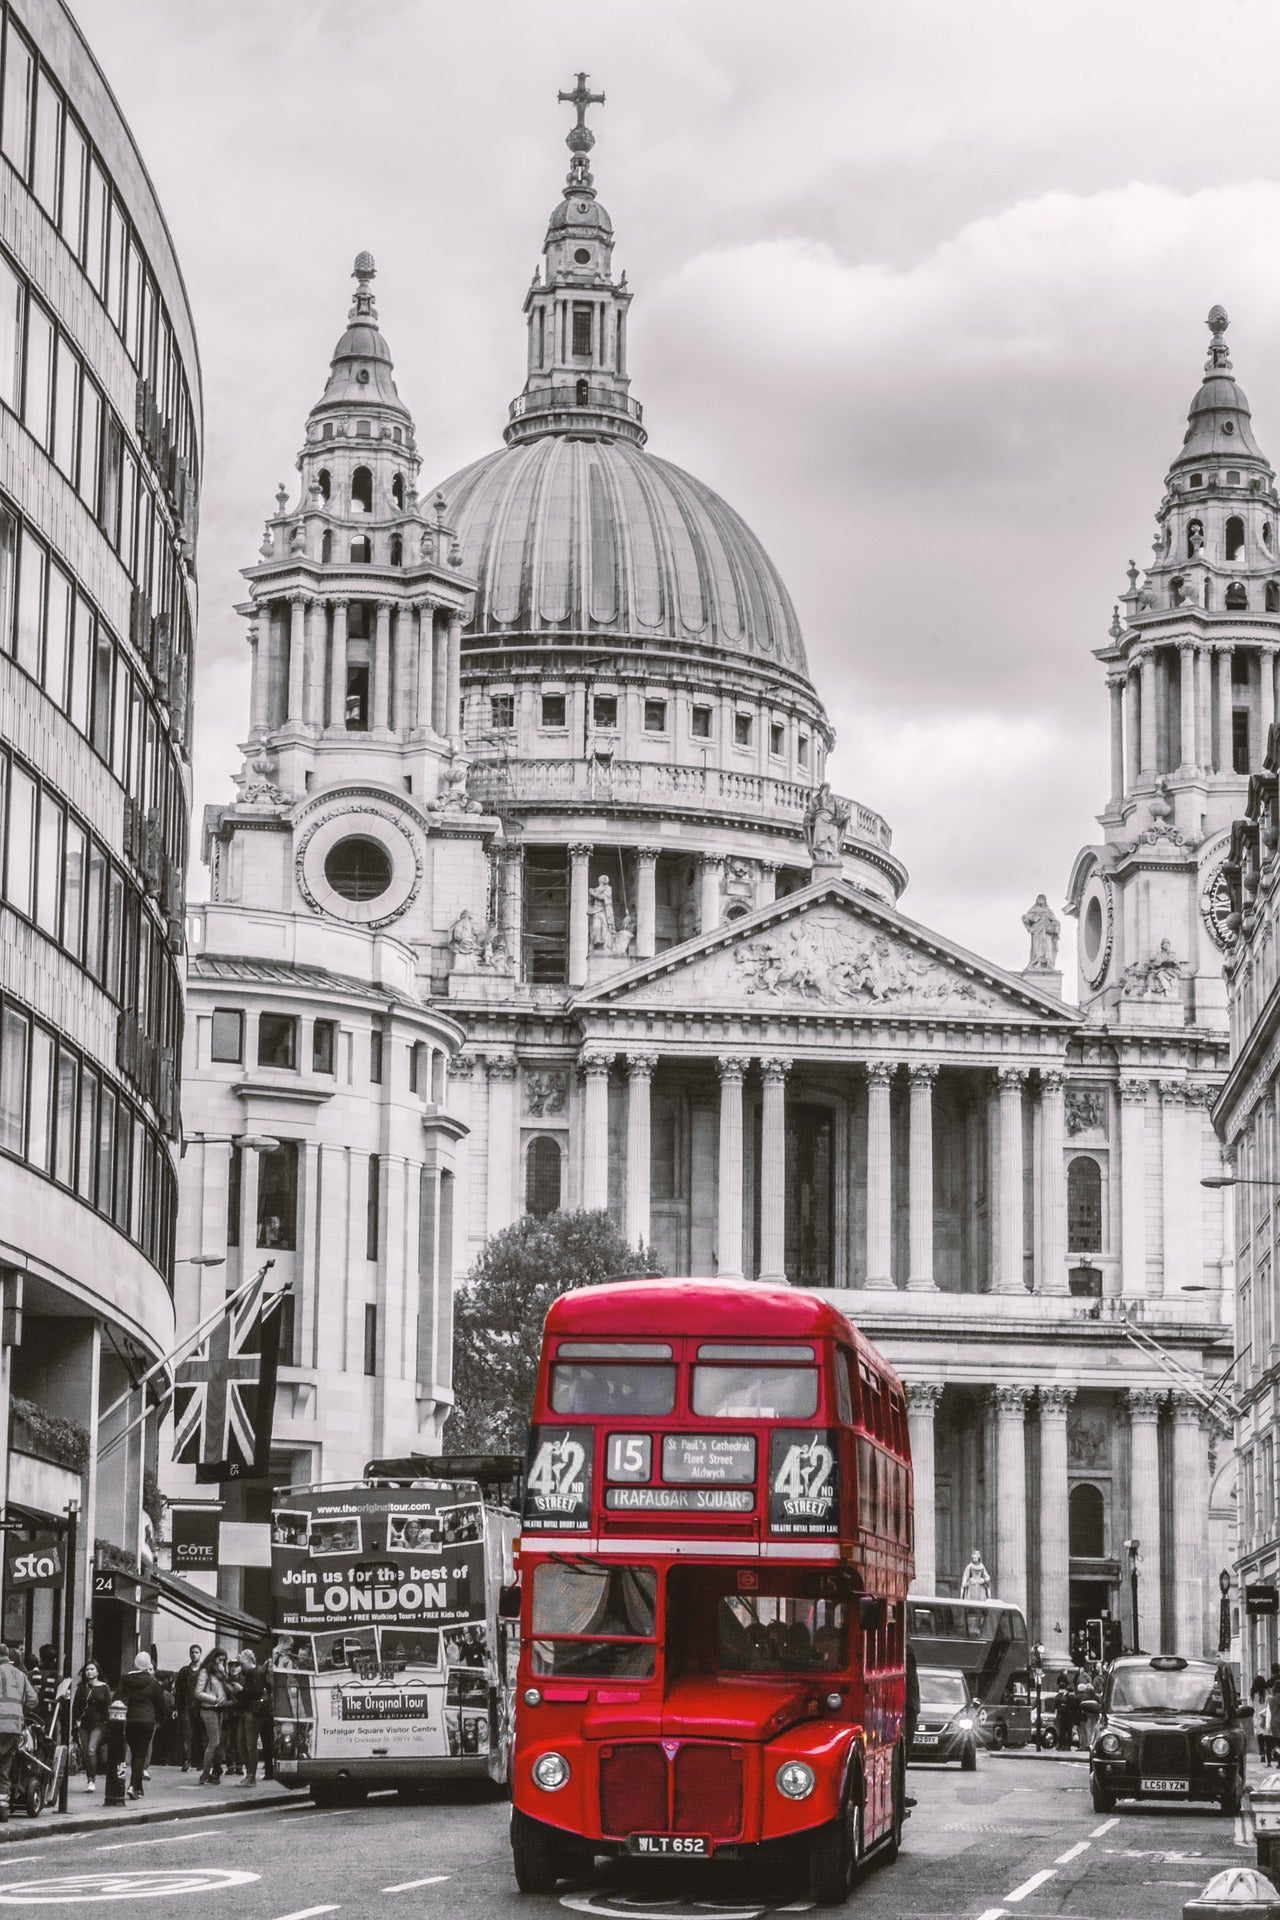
1257 1686 1273 1765
1054 1668 1079 1750
0 1644 37 1821
172 1644 204 1773
71 1661 111 1793
235 1649 269 1784
224 1659 244 1773
119 1651 168 1799
35 1644 59 1735
195 1652 228 1785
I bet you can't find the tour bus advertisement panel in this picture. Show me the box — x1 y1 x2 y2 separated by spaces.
270 1483 495 1769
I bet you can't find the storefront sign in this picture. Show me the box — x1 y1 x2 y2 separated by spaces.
171 1506 221 1573
3 1535 63 1589
1247 1584 1279 1617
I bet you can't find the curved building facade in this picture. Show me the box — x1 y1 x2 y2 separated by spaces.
0 0 199 1673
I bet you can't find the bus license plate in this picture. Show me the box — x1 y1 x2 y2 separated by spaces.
628 1835 711 1857
1143 1778 1189 1793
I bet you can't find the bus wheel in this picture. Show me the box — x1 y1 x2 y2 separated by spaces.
511 1807 568 1896
988 1720 1008 1751
808 1775 863 1905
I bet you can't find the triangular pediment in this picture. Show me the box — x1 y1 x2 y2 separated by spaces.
574 880 1074 1025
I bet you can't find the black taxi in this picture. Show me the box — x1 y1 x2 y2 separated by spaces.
1089 1654 1248 1815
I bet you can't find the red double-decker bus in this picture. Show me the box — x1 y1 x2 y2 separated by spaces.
509 1279 913 1905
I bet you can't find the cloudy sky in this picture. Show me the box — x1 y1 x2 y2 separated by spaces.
71 0 1280 984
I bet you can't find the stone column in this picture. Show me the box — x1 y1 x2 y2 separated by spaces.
993 1385 1030 1614
372 600 392 730
624 1052 658 1252
716 1056 749 1282
1119 1078 1148 1297
304 598 325 726
328 600 348 729
757 861 779 910
1183 1086 1206 1291
906 1382 943 1593
1126 1388 1164 1653
393 604 414 731
635 848 659 960
1107 671 1126 805
865 1062 895 1290
1262 647 1277 753
248 623 267 735
759 1059 790 1284
1178 641 1198 774
994 1068 1027 1294
699 854 723 934
287 595 306 724
446 612 463 744
432 613 448 735
1158 1081 1184 1298
569 845 592 988
415 609 434 730
1171 1392 1209 1656
239 1137 262 1259
1037 1385 1075 1659
1125 663 1141 792
1140 650 1158 777
907 1063 937 1291
502 849 524 980
579 1052 613 1211
1216 644 1233 774
485 1054 518 1236
1037 1070 1068 1295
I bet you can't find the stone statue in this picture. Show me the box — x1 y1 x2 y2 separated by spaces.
587 875 616 951
960 1550 992 1600
449 909 479 955
614 908 636 957
1147 937 1181 996
1022 893 1061 970
803 782 851 864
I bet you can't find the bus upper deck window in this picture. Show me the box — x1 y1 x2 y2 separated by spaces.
834 1353 853 1425
692 1364 818 1420
550 1351 676 1416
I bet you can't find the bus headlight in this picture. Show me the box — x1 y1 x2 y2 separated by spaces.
775 1761 816 1800
522 1688 542 1708
532 1751 570 1791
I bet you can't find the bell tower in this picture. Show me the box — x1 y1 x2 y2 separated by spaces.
1067 307 1280 1024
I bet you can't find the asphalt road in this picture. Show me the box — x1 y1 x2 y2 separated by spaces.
0 1758 1256 1918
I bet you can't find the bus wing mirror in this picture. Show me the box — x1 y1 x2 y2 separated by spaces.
498 1584 521 1621
858 1596 883 1632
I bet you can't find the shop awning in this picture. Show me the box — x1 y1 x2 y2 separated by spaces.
156 1570 267 1640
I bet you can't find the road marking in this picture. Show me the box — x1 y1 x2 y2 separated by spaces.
1055 1841 1090 1865
382 1881 448 1895
975 1910 1009 1920
274 1909 339 1920
0 1869 258 1904
1004 1870 1056 1903
1090 1817 1118 1836
96 1832 221 1852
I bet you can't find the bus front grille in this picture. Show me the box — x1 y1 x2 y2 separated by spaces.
674 1743 744 1837
600 1743 668 1835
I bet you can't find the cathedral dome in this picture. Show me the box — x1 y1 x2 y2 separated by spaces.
435 433 811 679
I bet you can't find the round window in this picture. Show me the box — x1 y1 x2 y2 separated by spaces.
324 836 393 902
574 247 591 264
1082 895 1103 964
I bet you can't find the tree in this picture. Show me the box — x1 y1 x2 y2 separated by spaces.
447 1210 652 1451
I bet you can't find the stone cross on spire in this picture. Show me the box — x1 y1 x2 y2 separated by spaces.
1205 302 1231 372
558 71 604 192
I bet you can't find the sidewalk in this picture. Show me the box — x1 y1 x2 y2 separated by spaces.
0 1769 295 1845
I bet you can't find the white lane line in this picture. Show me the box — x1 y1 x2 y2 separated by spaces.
382 1878 449 1893
1055 1841 1090 1865
1005 1869 1056 1903
1090 1816 1119 1836
975 1910 1009 1920
96 1829 222 1851
275 1909 339 1920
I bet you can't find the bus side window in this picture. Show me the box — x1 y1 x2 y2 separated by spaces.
834 1351 853 1426
910 1605 936 1637
965 1608 986 1640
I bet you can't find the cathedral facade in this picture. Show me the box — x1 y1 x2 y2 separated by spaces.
171 84 1240 1660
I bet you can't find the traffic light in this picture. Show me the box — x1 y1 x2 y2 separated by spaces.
1085 1616 1124 1663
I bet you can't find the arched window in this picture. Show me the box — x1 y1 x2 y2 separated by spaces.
350 535 371 564
1068 1483 1105 1559
322 422 333 440
320 531 333 564
317 468 331 502
389 534 403 567
1226 514 1246 560
575 378 589 406
351 466 373 514
1186 519 1204 558
1265 521 1274 551
1226 582 1248 611
1267 582 1280 613
1067 1157 1102 1251
1171 576 1190 607
392 473 405 509
525 1136 562 1218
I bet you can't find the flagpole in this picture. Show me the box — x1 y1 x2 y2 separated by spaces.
98 1279 290 1466
97 1260 276 1432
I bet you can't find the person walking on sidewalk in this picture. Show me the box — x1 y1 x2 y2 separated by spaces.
195 1652 228 1785
71 1662 111 1793
0 1645 37 1821
173 1645 203 1774
119 1652 168 1800
235 1649 268 1784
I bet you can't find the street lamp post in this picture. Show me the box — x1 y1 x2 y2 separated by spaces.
1031 1642 1046 1748
1124 1538 1141 1653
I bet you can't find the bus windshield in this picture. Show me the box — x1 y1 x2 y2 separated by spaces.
718 1591 846 1673
692 1366 818 1419
530 1562 658 1678
550 1364 676 1416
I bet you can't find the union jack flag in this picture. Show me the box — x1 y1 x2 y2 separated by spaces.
172 1270 281 1483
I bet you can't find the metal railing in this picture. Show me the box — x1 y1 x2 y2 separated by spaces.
508 383 644 425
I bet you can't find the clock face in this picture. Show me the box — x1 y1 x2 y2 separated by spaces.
1200 856 1237 953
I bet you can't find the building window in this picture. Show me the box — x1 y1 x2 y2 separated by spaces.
370 1029 383 1084
541 692 566 728
571 304 593 356
769 722 785 756
490 693 514 730
797 733 810 768
363 1302 378 1376
349 535 371 565
312 1020 336 1074
258 1013 298 1070
210 1009 243 1064
1234 707 1251 774
324 835 391 902
593 694 618 729
526 1135 562 1218
409 1041 429 1095
389 533 403 567
366 1153 380 1260
690 705 712 740
1226 515 1246 561
1066 1156 1102 1251
320 530 332 564
1267 582 1280 613
733 713 753 747
643 699 667 733
345 663 369 730
256 1141 298 1250
1226 582 1248 611
317 469 330 502
1068 1482 1105 1559
392 473 405 508
351 466 373 514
